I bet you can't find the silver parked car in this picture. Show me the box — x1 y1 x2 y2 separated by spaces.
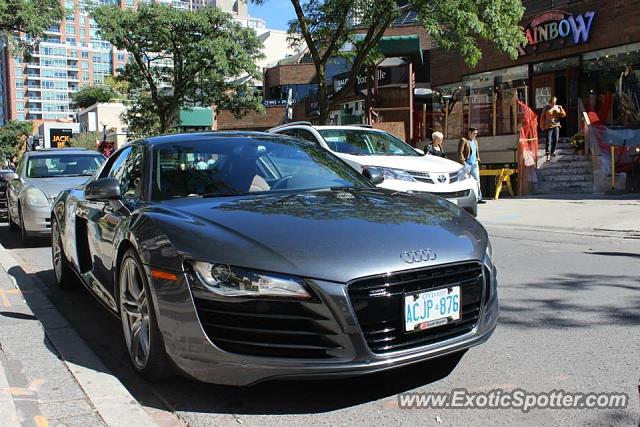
6 148 105 243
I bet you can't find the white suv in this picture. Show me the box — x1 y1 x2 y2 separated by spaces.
268 123 479 216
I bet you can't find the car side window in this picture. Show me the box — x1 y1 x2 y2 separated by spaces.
278 129 319 145
295 129 319 145
106 146 145 199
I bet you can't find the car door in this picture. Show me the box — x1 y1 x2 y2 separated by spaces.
81 145 145 299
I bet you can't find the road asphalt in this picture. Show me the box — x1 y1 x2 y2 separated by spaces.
0 194 638 426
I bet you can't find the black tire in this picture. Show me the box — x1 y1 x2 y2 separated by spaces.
7 202 18 231
18 206 32 245
51 217 76 289
118 248 172 381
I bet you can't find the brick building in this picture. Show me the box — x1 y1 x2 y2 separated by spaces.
430 0 640 141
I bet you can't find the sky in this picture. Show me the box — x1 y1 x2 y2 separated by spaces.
248 0 297 31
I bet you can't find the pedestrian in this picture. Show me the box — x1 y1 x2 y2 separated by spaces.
539 96 566 161
457 127 485 204
426 131 446 158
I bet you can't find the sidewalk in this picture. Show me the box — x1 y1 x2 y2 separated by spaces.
477 194 640 239
0 246 162 427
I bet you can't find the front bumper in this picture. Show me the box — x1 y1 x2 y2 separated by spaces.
21 203 52 235
147 262 498 386
378 179 478 214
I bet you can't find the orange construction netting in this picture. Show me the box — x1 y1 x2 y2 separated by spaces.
517 100 539 196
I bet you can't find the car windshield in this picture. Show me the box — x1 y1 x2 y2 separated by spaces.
151 136 372 200
26 154 105 178
318 129 420 156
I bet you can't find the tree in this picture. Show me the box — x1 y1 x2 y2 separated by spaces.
0 120 32 160
68 132 100 151
254 0 526 124
71 85 120 109
0 0 64 53
92 4 264 136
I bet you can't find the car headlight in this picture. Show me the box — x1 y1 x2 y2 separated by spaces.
189 262 311 299
368 167 416 182
485 239 493 260
25 188 50 207
457 167 471 182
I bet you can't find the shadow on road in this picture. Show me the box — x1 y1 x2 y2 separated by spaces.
153 351 464 415
0 219 50 250
499 272 640 329
586 251 640 259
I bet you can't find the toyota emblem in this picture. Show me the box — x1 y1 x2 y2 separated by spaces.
400 249 437 264
437 174 447 183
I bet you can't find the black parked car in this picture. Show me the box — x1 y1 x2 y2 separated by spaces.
51 132 498 385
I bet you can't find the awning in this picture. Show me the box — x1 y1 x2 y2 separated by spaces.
377 35 423 63
178 107 213 127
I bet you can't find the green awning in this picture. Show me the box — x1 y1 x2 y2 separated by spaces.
377 35 423 63
353 34 423 63
178 107 213 127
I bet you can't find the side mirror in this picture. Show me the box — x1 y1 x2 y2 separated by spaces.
85 177 121 201
414 148 425 156
362 167 384 185
4 172 18 181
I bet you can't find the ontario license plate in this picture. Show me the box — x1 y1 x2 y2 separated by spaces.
404 286 460 332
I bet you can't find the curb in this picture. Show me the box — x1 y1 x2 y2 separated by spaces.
0 243 163 427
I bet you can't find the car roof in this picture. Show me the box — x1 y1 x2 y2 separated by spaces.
145 131 310 147
26 149 100 157
269 123 385 133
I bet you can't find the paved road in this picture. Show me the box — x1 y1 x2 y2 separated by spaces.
0 216 638 426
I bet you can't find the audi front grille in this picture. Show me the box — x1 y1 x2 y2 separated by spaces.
347 262 484 354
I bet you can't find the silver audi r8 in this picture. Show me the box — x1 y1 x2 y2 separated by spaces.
50 132 498 385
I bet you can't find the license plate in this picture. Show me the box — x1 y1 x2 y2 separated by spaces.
404 286 461 332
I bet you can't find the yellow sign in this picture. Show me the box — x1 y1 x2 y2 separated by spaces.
51 135 70 147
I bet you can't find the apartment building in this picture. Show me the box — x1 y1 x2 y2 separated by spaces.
0 0 264 125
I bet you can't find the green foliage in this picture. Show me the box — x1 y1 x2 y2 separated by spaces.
412 0 526 67
280 0 400 123
254 0 526 124
0 120 32 160
71 85 120 109
91 4 264 136
68 132 100 151
0 0 64 55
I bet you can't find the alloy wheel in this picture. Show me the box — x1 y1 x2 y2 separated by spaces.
119 257 151 370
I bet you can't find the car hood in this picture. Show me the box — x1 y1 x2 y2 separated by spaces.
26 176 92 200
152 189 488 283
337 153 462 173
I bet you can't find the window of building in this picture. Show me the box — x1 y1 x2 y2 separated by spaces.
581 42 640 127
81 51 89 59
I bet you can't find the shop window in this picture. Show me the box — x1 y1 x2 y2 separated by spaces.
581 42 640 127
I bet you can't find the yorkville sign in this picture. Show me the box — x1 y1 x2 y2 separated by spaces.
519 10 596 55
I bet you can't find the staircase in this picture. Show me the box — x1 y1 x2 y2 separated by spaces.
534 138 594 194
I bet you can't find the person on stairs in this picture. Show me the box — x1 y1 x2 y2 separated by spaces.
539 96 566 162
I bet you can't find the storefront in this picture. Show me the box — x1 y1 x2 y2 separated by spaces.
430 0 640 145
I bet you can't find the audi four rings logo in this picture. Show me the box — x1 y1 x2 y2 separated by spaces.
438 174 447 183
400 249 437 263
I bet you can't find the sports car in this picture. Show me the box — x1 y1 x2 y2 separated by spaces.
51 132 498 385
